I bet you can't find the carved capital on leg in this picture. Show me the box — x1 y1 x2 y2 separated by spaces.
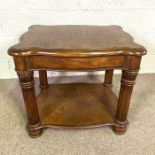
121 70 138 86
17 71 42 138
17 71 34 89
113 69 139 135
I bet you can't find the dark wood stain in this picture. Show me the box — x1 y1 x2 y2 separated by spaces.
37 83 117 127
7 25 147 138
8 25 146 57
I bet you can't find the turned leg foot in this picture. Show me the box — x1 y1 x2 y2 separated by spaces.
113 126 127 135
113 120 128 135
27 123 43 138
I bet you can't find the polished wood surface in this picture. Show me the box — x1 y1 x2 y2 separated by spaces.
17 71 42 137
8 25 147 138
113 69 138 134
37 83 117 127
30 55 125 70
8 25 146 57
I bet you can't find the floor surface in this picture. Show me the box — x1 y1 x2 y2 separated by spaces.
0 74 155 155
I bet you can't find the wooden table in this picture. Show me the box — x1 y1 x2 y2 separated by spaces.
8 25 146 138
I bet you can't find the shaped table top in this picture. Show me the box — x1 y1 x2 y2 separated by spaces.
8 25 146 57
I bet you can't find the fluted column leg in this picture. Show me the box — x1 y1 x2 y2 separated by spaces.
104 69 114 87
113 69 138 134
17 71 42 138
39 70 48 89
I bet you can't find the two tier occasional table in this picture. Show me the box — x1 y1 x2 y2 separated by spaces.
8 25 146 138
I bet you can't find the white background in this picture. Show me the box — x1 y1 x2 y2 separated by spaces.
0 0 155 78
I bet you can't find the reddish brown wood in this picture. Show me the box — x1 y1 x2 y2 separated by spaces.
13 56 27 71
37 83 117 127
8 25 146 57
113 69 138 134
29 55 125 70
7 25 147 138
17 71 42 137
104 69 114 87
39 70 48 88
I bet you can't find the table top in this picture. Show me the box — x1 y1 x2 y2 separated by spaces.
8 25 146 57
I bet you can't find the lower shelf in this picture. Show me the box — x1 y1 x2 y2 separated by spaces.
37 83 118 128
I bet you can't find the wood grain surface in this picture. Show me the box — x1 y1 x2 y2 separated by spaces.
37 83 118 127
8 25 146 57
7 25 147 137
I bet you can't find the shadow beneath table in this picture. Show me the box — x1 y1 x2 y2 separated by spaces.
49 71 104 84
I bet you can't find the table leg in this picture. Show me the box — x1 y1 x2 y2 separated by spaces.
39 70 48 88
17 71 42 138
104 69 113 87
113 69 138 134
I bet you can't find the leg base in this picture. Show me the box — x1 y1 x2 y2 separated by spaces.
26 123 43 138
113 126 127 135
113 120 128 135
40 85 49 89
103 83 113 87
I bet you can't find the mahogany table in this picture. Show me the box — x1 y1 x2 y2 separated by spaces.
8 25 146 138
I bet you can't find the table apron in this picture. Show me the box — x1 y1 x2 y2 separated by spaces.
26 55 126 70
